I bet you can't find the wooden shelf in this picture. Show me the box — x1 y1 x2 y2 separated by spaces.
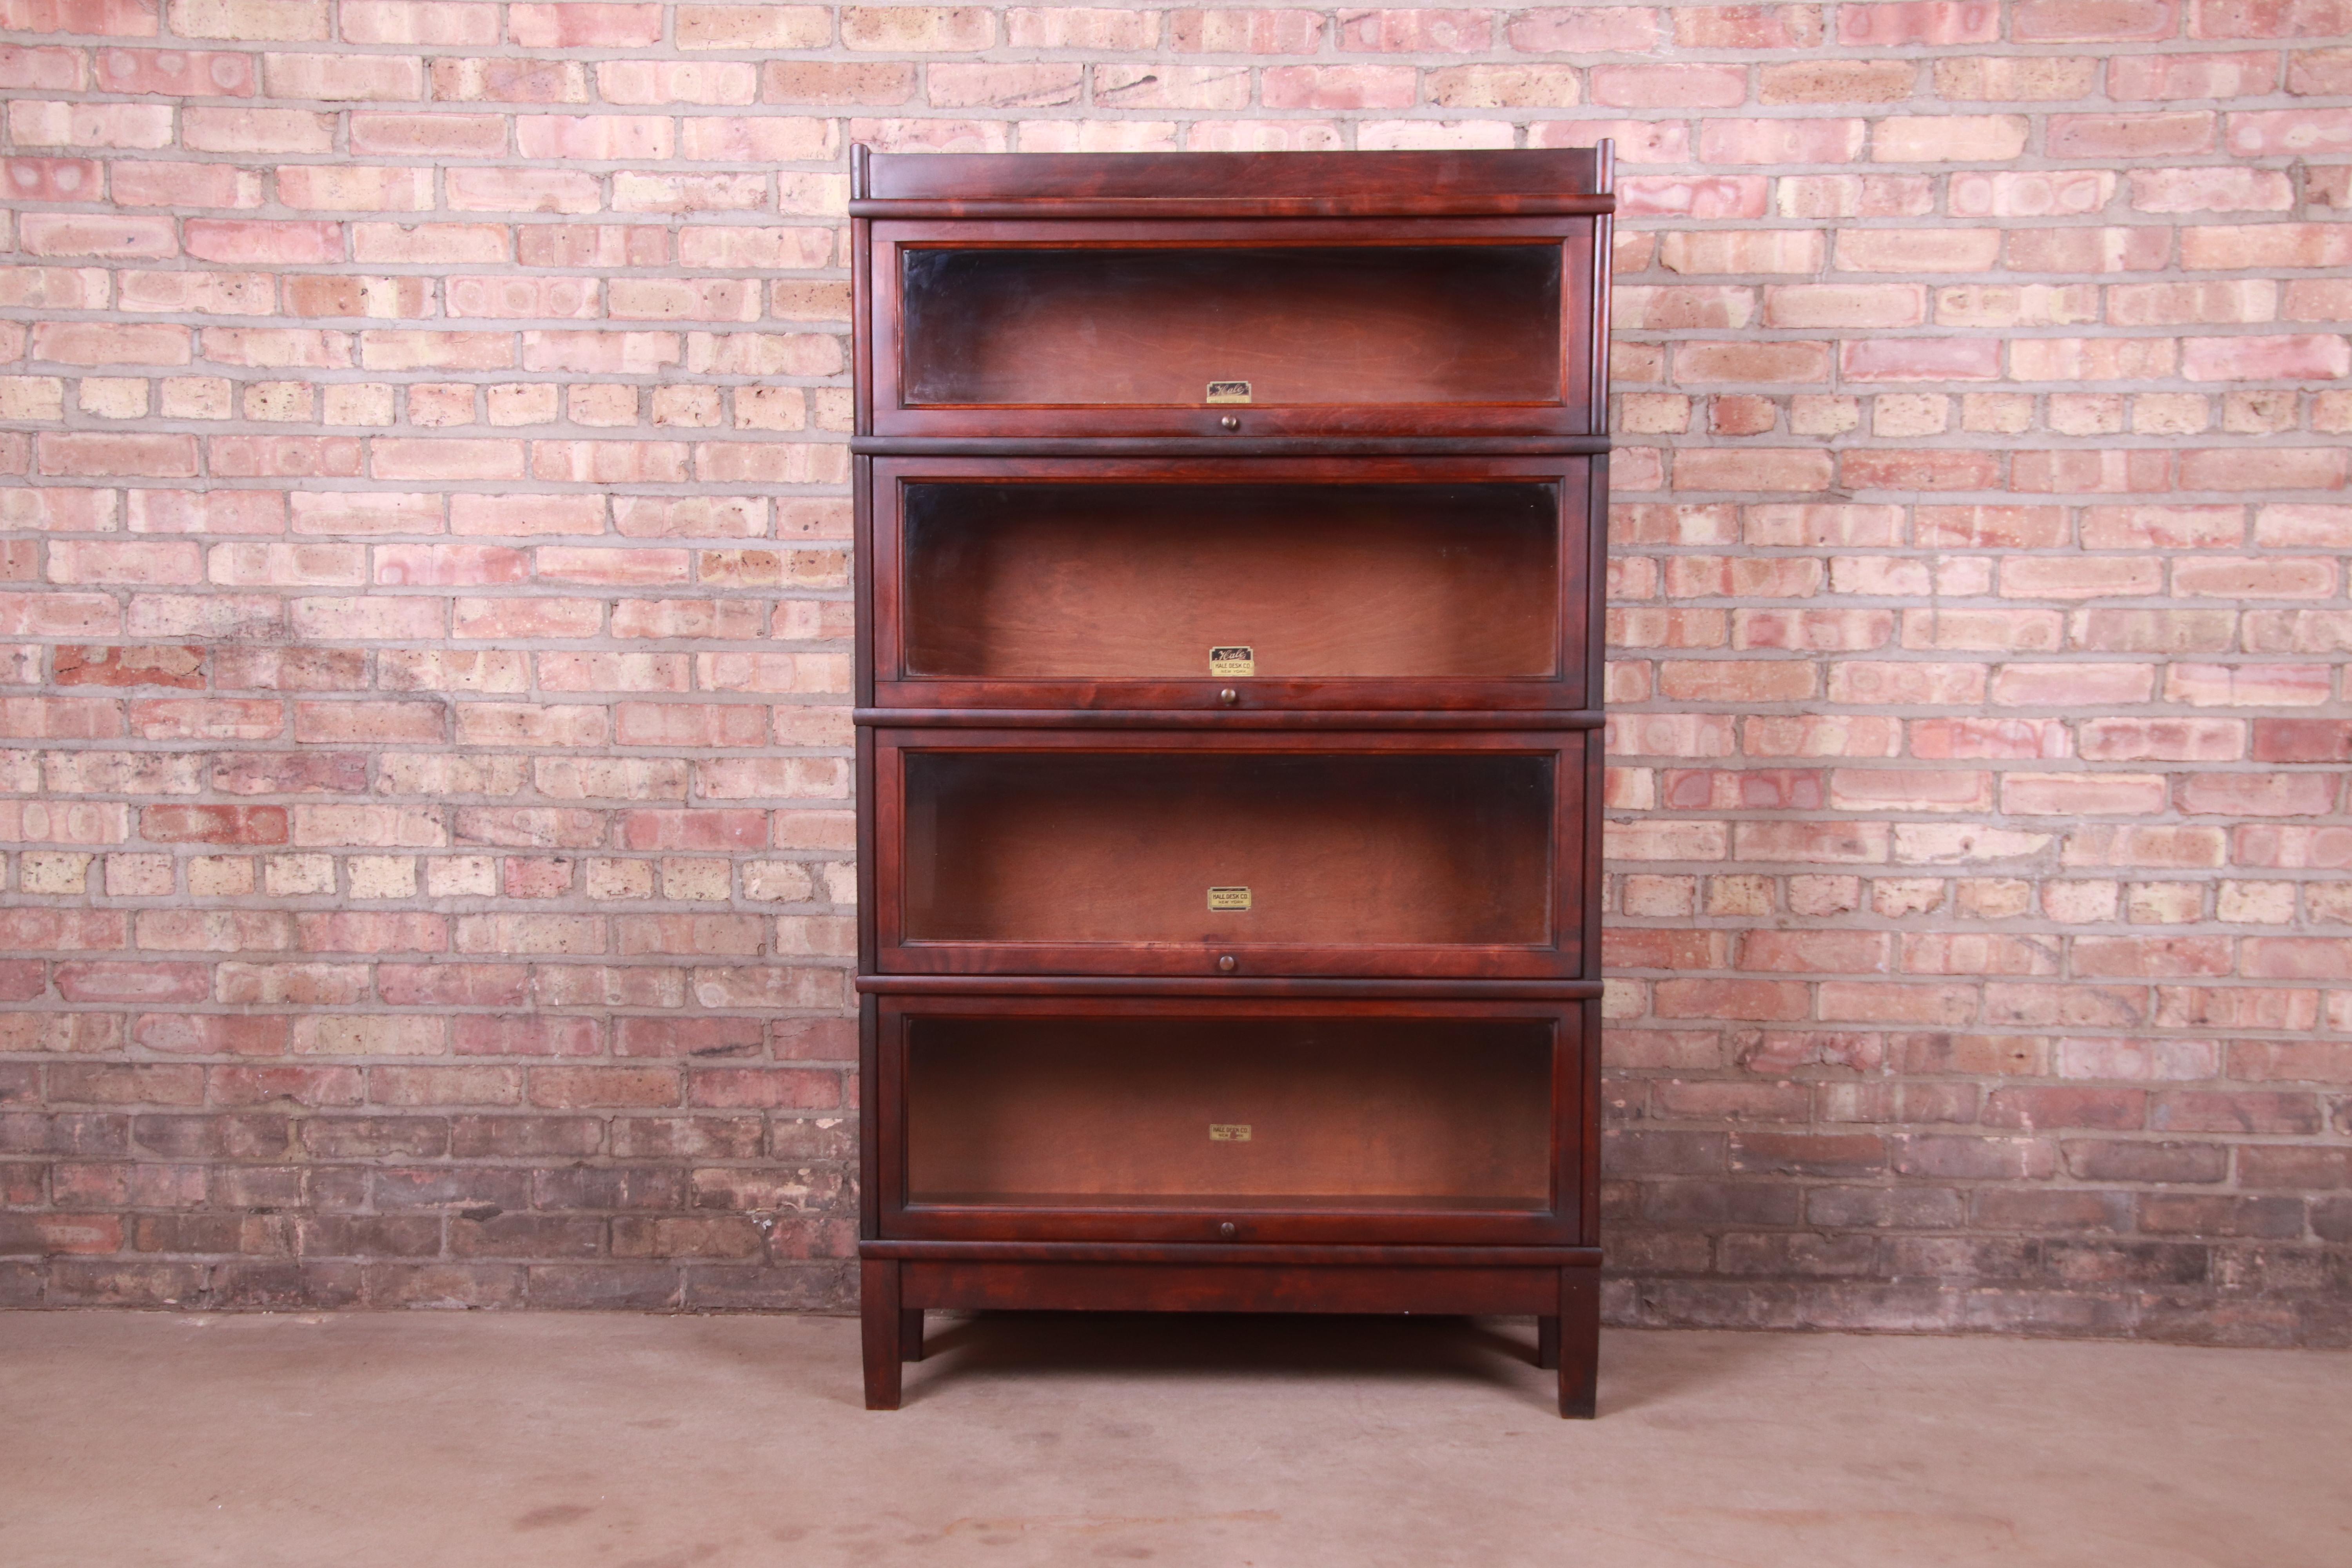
869 728 1590 979
904 478 1558 679
904 1015 1553 1212
868 993 1589 1250
862 216 1605 440
902 243 1564 410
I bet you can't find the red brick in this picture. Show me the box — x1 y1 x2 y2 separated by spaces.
50 1063 204 1106
1874 114 2030 162
1840 338 2002 381
2241 938 2352 980
1840 450 2003 490
2012 451 2174 494
377 965 529 1007
1589 63 1748 108
2071 936 2234 978
2109 51 2273 104
141 804 289 844
452 1016 600 1057
2183 333 2351 382
1671 448 1835 493
1468 4 1631 49
667 1065 838 1111
2016 0 2180 36
1839 1 2002 42
2227 107 2352 156
2184 223 2352 270
2193 0 2352 35
2231 1042 2352 1085
2152 1092 2323 1137
1619 176 1770 220
1675 341 1831 384
1258 64 1414 109
2250 719 2352 762
1887 1137 2057 1183
1763 64 1918 114
1837 229 2002 273
54 962 208 1003
1327 6 1488 49
1740 930 1891 974
1659 5 1804 44
1984 1086 2148 1131
1699 118 1866 165
2076 718 2244 762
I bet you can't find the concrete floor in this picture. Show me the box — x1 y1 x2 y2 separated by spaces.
2 1312 2347 1568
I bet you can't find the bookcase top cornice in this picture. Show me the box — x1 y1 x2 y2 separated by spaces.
851 146 1615 219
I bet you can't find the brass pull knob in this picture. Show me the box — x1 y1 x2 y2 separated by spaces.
1219 415 1240 431
1219 688 1238 705
1219 1222 1237 1239
1216 954 1236 973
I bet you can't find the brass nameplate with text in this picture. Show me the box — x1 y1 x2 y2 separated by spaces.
1209 646 1254 677
1205 381 1252 404
1207 886 1252 912
1209 1124 1252 1142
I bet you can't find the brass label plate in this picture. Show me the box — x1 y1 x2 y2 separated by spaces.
1205 381 1252 404
1209 646 1254 678
1207 886 1251 912
1209 1124 1252 1142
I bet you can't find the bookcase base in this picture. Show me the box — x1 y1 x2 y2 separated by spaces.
858 1248 1601 1418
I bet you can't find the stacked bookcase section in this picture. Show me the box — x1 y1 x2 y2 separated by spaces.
851 148 1614 1417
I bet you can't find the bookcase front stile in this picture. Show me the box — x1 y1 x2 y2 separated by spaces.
852 147 1614 1418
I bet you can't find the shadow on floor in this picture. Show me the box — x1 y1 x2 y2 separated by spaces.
900 1311 1787 1415
904 1311 1546 1403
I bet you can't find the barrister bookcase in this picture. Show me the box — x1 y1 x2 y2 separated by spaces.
851 148 1613 1417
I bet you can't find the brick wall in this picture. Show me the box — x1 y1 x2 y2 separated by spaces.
0 1 2344 1342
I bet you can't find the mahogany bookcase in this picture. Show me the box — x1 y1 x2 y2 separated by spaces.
851 147 1614 1416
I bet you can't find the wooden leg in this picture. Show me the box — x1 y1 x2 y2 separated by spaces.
1535 1315 1561 1370
861 1260 904 1410
900 1307 926 1362
1557 1269 1598 1419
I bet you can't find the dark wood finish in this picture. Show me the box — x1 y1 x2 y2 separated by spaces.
869 727 1593 979
861 148 1606 207
906 480 1554 677
867 994 1590 1247
855 148 1612 1418
904 1018 1552 1210
857 976 1605 998
904 1261 1559 1315
876 1254 1603 1412
902 243 1562 408
1559 1267 1601 1419
864 454 1596 713
852 197 1613 221
861 1241 1604 1266
855 709 1606 730
1579 996 1605 1243
865 216 1600 439
860 1258 902 1410
851 436 1613 456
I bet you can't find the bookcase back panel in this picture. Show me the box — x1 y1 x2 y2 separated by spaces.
900 244 1561 410
903 1017 1552 1210
895 748 1557 960
903 480 1557 680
